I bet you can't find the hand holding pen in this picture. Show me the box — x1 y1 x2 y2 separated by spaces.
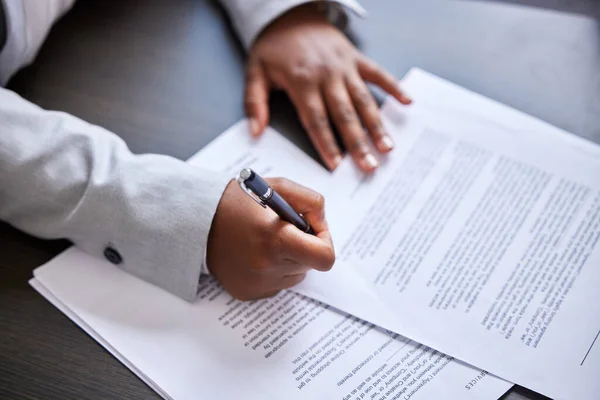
205 170 335 301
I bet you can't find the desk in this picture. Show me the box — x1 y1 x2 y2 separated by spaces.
1 1 598 399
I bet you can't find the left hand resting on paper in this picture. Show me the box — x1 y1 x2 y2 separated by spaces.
244 3 412 173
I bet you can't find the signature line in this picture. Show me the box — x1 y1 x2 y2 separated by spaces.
581 329 600 366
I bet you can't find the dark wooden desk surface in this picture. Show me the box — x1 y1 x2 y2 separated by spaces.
1 1 598 399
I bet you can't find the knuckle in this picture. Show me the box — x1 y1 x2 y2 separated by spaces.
244 98 261 110
358 103 378 121
322 145 340 159
307 111 329 133
324 248 336 269
367 121 385 137
334 45 347 59
319 64 337 80
334 107 358 125
347 138 370 155
329 91 347 106
290 62 314 84
354 90 373 110
292 70 312 85
245 70 258 83
245 63 262 82
270 177 294 196
312 192 326 211
268 177 287 188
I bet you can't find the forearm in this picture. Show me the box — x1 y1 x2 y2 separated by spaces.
0 88 229 301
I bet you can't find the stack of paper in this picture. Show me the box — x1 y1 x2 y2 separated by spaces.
30 69 600 400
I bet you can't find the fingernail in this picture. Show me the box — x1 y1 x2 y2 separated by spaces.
400 95 413 105
249 118 260 136
361 154 378 170
379 136 394 152
331 155 342 169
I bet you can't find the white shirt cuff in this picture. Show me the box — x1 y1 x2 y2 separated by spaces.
201 245 210 276
220 0 367 50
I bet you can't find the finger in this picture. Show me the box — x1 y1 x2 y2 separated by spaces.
278 223 335 272
244 58 270 137
280 273 307 290
287 88 342 170
267 178 335 271
237 289 280 301
280 259 313 276
357 57 412 105
261 273 307 294
324 78 378 172
259 289 282 299
346 74 394 153
267 177 329 233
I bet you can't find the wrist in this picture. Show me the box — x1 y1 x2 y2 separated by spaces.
265 2 331 30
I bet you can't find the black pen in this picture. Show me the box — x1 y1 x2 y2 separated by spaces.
238 168 315 235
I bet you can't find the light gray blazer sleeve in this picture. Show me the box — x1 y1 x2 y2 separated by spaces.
220 0 366 49
0 88 230 301
0 0 366 301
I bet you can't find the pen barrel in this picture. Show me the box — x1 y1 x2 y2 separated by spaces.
242 169 314 234
267 192 312 234
244 170 271 197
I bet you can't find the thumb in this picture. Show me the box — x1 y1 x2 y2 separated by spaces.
244 58 270 137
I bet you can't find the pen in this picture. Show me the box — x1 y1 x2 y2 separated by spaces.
238 168 315 235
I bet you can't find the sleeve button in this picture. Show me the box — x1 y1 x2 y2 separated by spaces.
103 246 123 265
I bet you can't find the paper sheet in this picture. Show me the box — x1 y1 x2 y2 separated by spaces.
310 69 600 400
30 120 511 400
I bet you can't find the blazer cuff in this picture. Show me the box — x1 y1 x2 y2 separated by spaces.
78 165 231 303
223 0 366 50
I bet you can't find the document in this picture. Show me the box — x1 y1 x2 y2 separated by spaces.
30 120 510 400
32 68 597 399
296 69 600 400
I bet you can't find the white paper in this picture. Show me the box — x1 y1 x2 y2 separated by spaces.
316 69 600 400
31 249 509 400
30 120 511 400
29 278 171 400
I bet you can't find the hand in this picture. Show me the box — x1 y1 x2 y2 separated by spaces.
245 3 412 172
206 178 335 301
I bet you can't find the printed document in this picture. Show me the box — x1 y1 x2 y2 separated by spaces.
296 69 600 400
31 68 599 400
30 117 510 399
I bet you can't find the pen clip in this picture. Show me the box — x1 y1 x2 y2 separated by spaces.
237 174 267 208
